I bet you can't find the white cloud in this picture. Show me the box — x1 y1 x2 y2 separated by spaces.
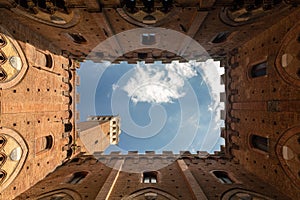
122 61 198 104
112 83 119 91
119 60 226 152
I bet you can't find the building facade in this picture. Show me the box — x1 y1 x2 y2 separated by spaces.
77 115 121 154
0 25 79 198
0 0 299 199
14 152 290 200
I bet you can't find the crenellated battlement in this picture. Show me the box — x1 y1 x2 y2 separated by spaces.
91 149 225 159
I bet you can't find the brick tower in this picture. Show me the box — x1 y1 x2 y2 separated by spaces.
0 0 299 199
77 115 121 154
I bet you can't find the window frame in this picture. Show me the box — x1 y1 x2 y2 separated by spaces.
250 61 267 78
249 134 269 153
142 171 158 184
211 170 235 184
67 171 89 184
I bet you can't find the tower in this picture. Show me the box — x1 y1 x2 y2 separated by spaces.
0 0 299 199
77 115 121 154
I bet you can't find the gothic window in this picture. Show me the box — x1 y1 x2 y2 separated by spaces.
225 190 272 200
0 35 6 47
212 171 234 184
68 171 88 184
211 32 231 43
250 62 267 78
143 0 154 13
0 68 7 82
126 0 137 13
143 171 157 183
0 50 7 64
251 134 269 152
0 153 6 167
0 136 6 149
68 33 87 44
49 195 65 200
0 170 6 184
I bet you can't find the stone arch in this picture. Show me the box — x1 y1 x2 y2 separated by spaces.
0 27 29 89
9 0 80 28
36 188 81 200
221 188 273 200
276 125 300 187
0 127 28 193
122 187 178 200
275 21 300 88
117 1 176 27
219 3 287 27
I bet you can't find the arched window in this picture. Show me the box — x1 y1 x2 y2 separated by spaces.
212 171 234 184
251 135 269 152
0 68 7 82
68 171 88 184
0 153 6 167
250 62 267 78
143 171 158 183
0 136 7 149
0 170 7 184
0 34 6 47
126 0 137 13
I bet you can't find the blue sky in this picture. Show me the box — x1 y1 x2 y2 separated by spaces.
77 60 225 154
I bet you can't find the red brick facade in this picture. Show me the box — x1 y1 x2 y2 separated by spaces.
0 0 299 199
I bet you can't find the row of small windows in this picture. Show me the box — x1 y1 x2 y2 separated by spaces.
142 170 234 184
125 0 173 13
14 0 68 14
141 31 231 46
0 170 6 184
64 170 235 186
